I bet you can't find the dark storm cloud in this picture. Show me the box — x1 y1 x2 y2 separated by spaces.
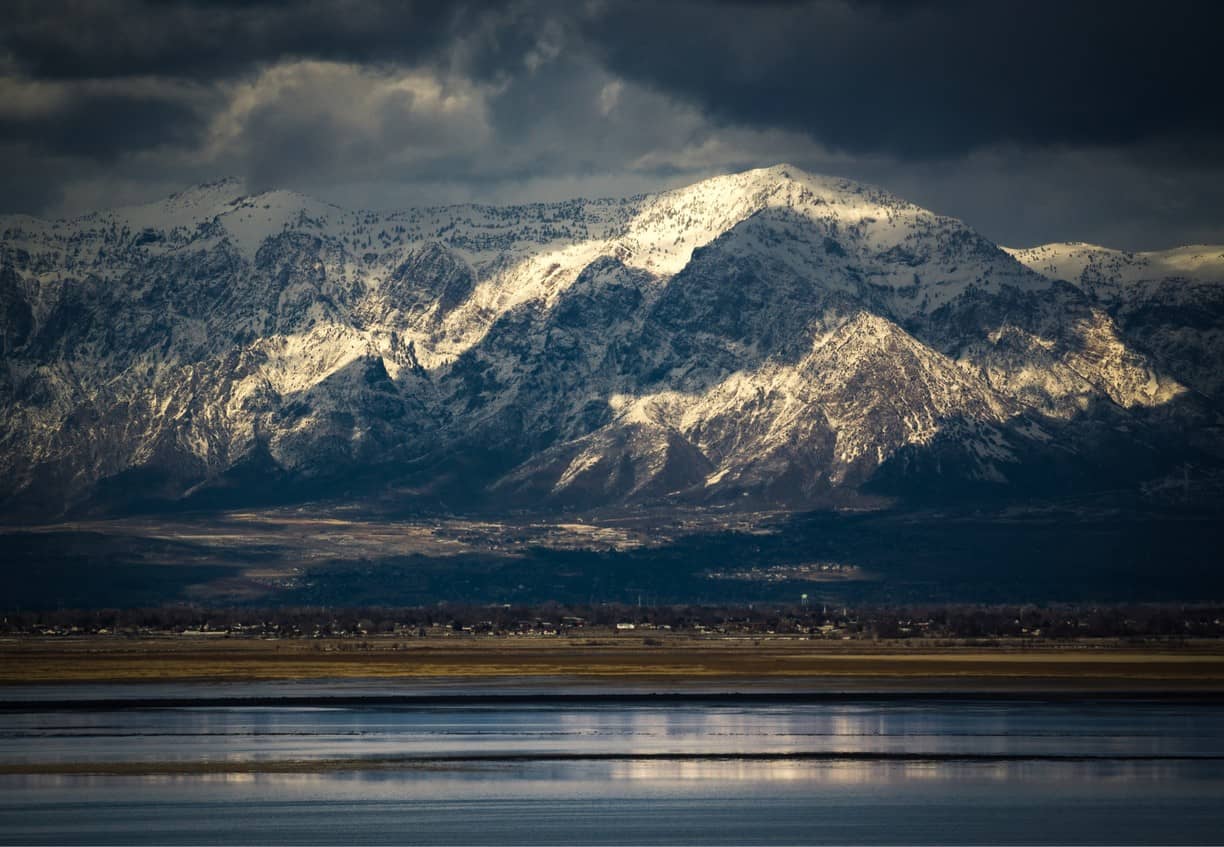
0 0 542 192
582 0 1224 159
0 93 206 160
0 150 66 214
5 1 1224 159
0 0 1221 248
1 0 480 80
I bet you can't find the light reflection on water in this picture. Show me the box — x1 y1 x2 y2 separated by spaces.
3 700 1223 765
3 694 1224 844
5 758 1224 845
6 757 1218 790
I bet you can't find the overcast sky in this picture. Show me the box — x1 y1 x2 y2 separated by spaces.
2 0 1222 249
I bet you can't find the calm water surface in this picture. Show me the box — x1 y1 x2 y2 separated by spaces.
2 685 1223 844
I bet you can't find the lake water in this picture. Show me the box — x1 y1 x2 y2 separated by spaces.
2 685 1223 844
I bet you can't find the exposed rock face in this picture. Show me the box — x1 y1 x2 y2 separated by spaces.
0 166 1219 517
1006 243 1224 402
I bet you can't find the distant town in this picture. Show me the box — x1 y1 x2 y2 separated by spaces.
5 603 1223 643
703 562 868 583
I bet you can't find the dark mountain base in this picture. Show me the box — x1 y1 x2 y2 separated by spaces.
2 501 1221 610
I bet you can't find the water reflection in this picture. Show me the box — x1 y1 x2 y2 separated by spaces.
4 757 1218 792
5 755 1224 845
601 756 1215 786
4 700 1224 767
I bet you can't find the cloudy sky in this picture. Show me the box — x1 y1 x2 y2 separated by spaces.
2 0 1222 249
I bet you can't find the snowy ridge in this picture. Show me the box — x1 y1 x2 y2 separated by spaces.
1007 241 1224 401
0 166 1219 516
1005 242 1224 290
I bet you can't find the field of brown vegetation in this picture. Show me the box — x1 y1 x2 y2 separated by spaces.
4 635 1224 689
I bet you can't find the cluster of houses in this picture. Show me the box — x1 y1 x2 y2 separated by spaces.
9 605 1224 641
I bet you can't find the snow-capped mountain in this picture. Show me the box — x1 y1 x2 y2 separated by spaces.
1006 242 1224 402
1 165 1219 517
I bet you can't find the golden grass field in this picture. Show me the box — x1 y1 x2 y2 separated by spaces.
4 635 1224 688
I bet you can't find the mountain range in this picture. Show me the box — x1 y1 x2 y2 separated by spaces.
2 165 1221 519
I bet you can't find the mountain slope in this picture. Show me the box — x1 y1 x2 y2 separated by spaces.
0 166 1218 517
1006 243 1224 402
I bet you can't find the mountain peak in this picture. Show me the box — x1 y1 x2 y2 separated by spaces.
153 176 248 218
671 162 875 200
99 177 249 232
611 163 937 277
166 176 246 203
